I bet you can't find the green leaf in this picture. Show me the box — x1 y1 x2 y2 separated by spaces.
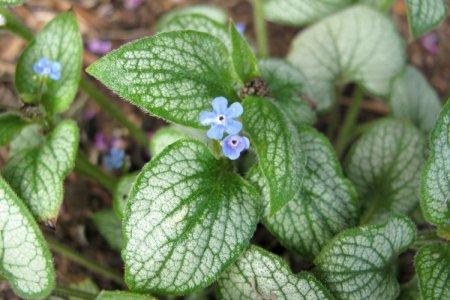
96 291 156 300
421 100 450 226
3 120 80 222
157 5 227 29
259 58 316 126
406 0 448 38
123 139 260 294
229 22 259 82
242 96 305 214
346 118 424 223
249 126 358 260
217 245 333 299
113 173 137 219
15 12 82 114
0 113 28 147
0 0 25 6
91 208 123 251
415 244 450 300
315 215 416 300
0 176 55 298
390 66 442 132
87 31 237 128
149 125 206 157
287 5 405 111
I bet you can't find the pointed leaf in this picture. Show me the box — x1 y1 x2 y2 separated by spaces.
157 5 227 28
91 208 123 251
149 125 206 157
242 96 305 214
406 0 447 38
415 244 450 300
249 126 358 259
87 31 237 128
230 22 259 82
421 100 450 226
0 176 55 298
315 215 416 300
96 291 156 300
15 12 82 114
123 140 260 294
217 245 332 299
288 5 405 111
390 66 442 132
0 113 28 147
3 120 79 222
113 173 137 219
346 118 424 223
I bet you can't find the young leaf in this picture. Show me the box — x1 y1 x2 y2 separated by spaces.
229 22 259 83
421 100 450 226
113 173 137 219
248 126 358 260
123 139 260 294
0 0 25 6
217 245 333 299
415 244 450 300
87 31 237 128
157 5 227 29
3 120 79 222
0 113 28 147
315 215 416 300
15 12 82 114
288 5 405 111
91 208 123 251
259 58 316 126
96 291 156 300
149 125 206 157
390 66 442 132
70 278 99 300
346 118 424 223
406 0 448 38
242 96 305 214
0 176 55 298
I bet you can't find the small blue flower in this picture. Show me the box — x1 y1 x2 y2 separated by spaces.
33 57 61 81
199 97 243 140
221 134 250 160
104 147 125 171
236 22 246 35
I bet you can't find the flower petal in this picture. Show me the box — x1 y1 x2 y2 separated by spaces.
242 137 250 149
221 141 239 160
212 97 228 114
225 119 243 135
225 102 243 118
207 125 225 140
199 111 217 125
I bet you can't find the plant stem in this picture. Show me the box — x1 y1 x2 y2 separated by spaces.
53 285 97 300
46 237 124 286
326 99 340 140
335 86 364 157
412 229 445 250
75 152 118 193
251 0 269 59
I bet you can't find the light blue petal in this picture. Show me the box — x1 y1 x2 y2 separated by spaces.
49 61 61 80
225 119 242 135
212 97 228 114
242 137 250 149
225 102 243 118
222 141 239 160
199 111 217 125
207 125 225 140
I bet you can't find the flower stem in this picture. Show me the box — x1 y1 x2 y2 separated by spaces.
335 86 364 158
52 285 97 300
46 237 124 286
251 0 269 59
75 152 118 193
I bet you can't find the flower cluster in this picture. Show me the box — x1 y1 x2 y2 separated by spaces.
199 97 249 160
33 57 61 81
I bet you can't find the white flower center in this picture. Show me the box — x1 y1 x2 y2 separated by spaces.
216 114 226 124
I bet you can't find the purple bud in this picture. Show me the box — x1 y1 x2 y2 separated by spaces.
94 132 109 152
124 0 144 10
236 22 246 35
87 39 112 55
421 32 439 55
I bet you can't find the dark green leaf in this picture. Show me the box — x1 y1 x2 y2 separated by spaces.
91 208 123 251
0 113 28 147
229 22 259 82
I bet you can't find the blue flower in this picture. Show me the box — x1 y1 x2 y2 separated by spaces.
221 134 250 160
236 22 246 35
104 147 125 171
199 97 243 140
33 57 61 81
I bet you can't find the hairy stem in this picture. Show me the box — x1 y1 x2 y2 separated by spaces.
52 285 97 300
46 237 124 286
75 152 118 193
251 0 269 59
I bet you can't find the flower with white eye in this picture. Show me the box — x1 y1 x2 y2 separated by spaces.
33 57 61 81
221 134 250 160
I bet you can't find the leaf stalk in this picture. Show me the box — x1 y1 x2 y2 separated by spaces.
251 0 269 59
74 152 118 193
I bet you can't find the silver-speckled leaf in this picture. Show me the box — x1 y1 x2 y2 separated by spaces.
406 0 447 38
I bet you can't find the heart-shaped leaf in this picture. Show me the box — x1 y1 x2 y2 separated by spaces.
230 22 259 82
3 120 79 222
406 0 447 38
96 291 156 300
287 5 405 111
217 245 332 299
259 58 316 126
390 66 441 132
346 118 424 223
91 208 123 251
15 12 82 114
249 126 358 260
421 100 450 226
113 173 137 219
0 176 55 298
0 113 28 147
242 96 305 214
0 0 25 6
87 31 237 128
415 244 450 300
123 139 260 294
157 5 227 29
315 215 416 300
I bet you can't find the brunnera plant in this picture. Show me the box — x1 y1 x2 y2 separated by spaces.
0 0 448 299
